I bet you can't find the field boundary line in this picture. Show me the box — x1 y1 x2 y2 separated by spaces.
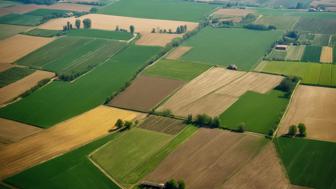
273 80 301 139
0 181 18 189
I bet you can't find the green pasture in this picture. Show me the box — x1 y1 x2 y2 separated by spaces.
257 61 336 87
143 59 211 81
255 15 299 30
0 67 34 88
219 90 288 135
275 137 336 189
91 126 197 187
17 37 126 76
302 46 322 62
4 132 122 189
0 45 161 128
66 29 133 40
98 0 216 22
180 27 281 70
0 13 43 26
23 28 62 37
0 24 31 39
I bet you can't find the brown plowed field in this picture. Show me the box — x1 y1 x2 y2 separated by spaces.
213 8 255 17
0 118 41 145
166 46 192 60
145 128 266 189
0 34 54 64
0 70 55 104
0 106 142 179
139 115 185 135
158 68 282 117
136 33 181 47
320 46 333 63
39 14 198 33
45 3 94 12
0 5 41 16
0 64 13 72
222 143 290 189
278 85 336 142
108 76 185 112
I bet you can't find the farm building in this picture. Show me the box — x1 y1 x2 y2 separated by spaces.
275 45 288 50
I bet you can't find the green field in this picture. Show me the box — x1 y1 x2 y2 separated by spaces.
23 28 63 37
302 46 322 62
180 27 281 70
219 90 288 135
143 59 211 81
0 0 21 8
4 132 122 189
0 67 34 88
98 0 216 21
0 45 161 128
312 34 330 46
266 48 287 60
18 37 126 77
255 15 299 30
0 24 31 39
294 16 336 35
91 126 197 187
67 29 133 40
275 137 336 189
257 61 336 87
0 13 43 26
26 9 70 16
285 45 305 61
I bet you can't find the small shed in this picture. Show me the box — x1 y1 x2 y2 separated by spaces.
275 45 288 50
139 181 165 189
227 64 238 70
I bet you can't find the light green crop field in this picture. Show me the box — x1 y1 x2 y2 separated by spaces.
0 24 31 39
0 45 161 128
266 48 287 60
219 90 288 135
17 37 126 76
0 13 43 26
312 34 331 46
67 29 133 40
285 45 305 61
0 67 34 88
275 137 336 189
91 126 197 187
257 61 336 87
23 28 62 37
98 0 216 21
143 59 211 81
180 27 281 70
4 132 122 189
302 46 322 62
255 15 299 30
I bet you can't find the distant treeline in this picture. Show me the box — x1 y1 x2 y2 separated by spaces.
16 0 58 5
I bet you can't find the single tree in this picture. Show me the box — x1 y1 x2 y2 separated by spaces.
212 117 220 128
177 180 185 189
268 128 275 137
90 7 98 13
115 119 124 129
67 21 71 30
288 125 297 136
298 123 306 137
186 114 193 124
75 19 81 29
83 18 92 29
115 25 119 31
130 25 135 34
124 121 133 130
151 28 155 33
165 179 178 189
237 122 246 133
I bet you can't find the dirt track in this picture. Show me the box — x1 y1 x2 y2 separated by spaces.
0 118 41 145
109 76 184 112
166 46 192 60
145 128 266 189
0 106 142 179
136 33 181 47
278 85 336 142
0 70 55 104
0 34 54 64
158 68 282 117
320 46 333 63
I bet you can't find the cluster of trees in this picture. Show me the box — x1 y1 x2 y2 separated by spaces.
277 31 300 45
63 18 91 31
114 119 138 131
114 25 135 34
287 123 307 137
165 179 185 189
151 25 187 34
176 25 188 34
243 24 276 31
19 0 57 5
185 114 220 128
276 76 300 98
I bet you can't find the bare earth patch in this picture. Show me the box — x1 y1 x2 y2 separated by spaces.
158 68 282 117
0 106 143 179
39 14 198 33
109 75 185 112
166 46 192 60
0 70 55 104
0 34 54 64
222 143 290 189
320 46 333 63
0 118 41 145
136 33 181 47
139 115 185 135
278 85 336 142
213 8 255 17
145 128 266 189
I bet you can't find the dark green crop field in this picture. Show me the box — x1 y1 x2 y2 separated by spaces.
17 37 126 76
219 90 288 135
4 132 122 189
0 45 161 128
180 27 281 70
143 59 211 81
0 67 34 88
98 0 216 21
302 46 322 62
67 29 133 40
23 28 63 37
275 137 336 189
0 13 43 26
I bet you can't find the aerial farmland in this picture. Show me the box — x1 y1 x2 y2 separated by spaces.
0 0 335 188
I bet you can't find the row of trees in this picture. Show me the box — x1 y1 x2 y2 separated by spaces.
62 18 92 31
151 25 187 34
185 114 220 128
165 179 185 189
288 123 307 137
243 24 276 31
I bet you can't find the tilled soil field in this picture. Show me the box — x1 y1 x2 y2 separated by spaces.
139 115 185 135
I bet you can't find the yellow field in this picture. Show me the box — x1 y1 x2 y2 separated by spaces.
166 46 192 60
0 35 54 64
136 33 181 47
320 46 333 63
0 106 143 179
